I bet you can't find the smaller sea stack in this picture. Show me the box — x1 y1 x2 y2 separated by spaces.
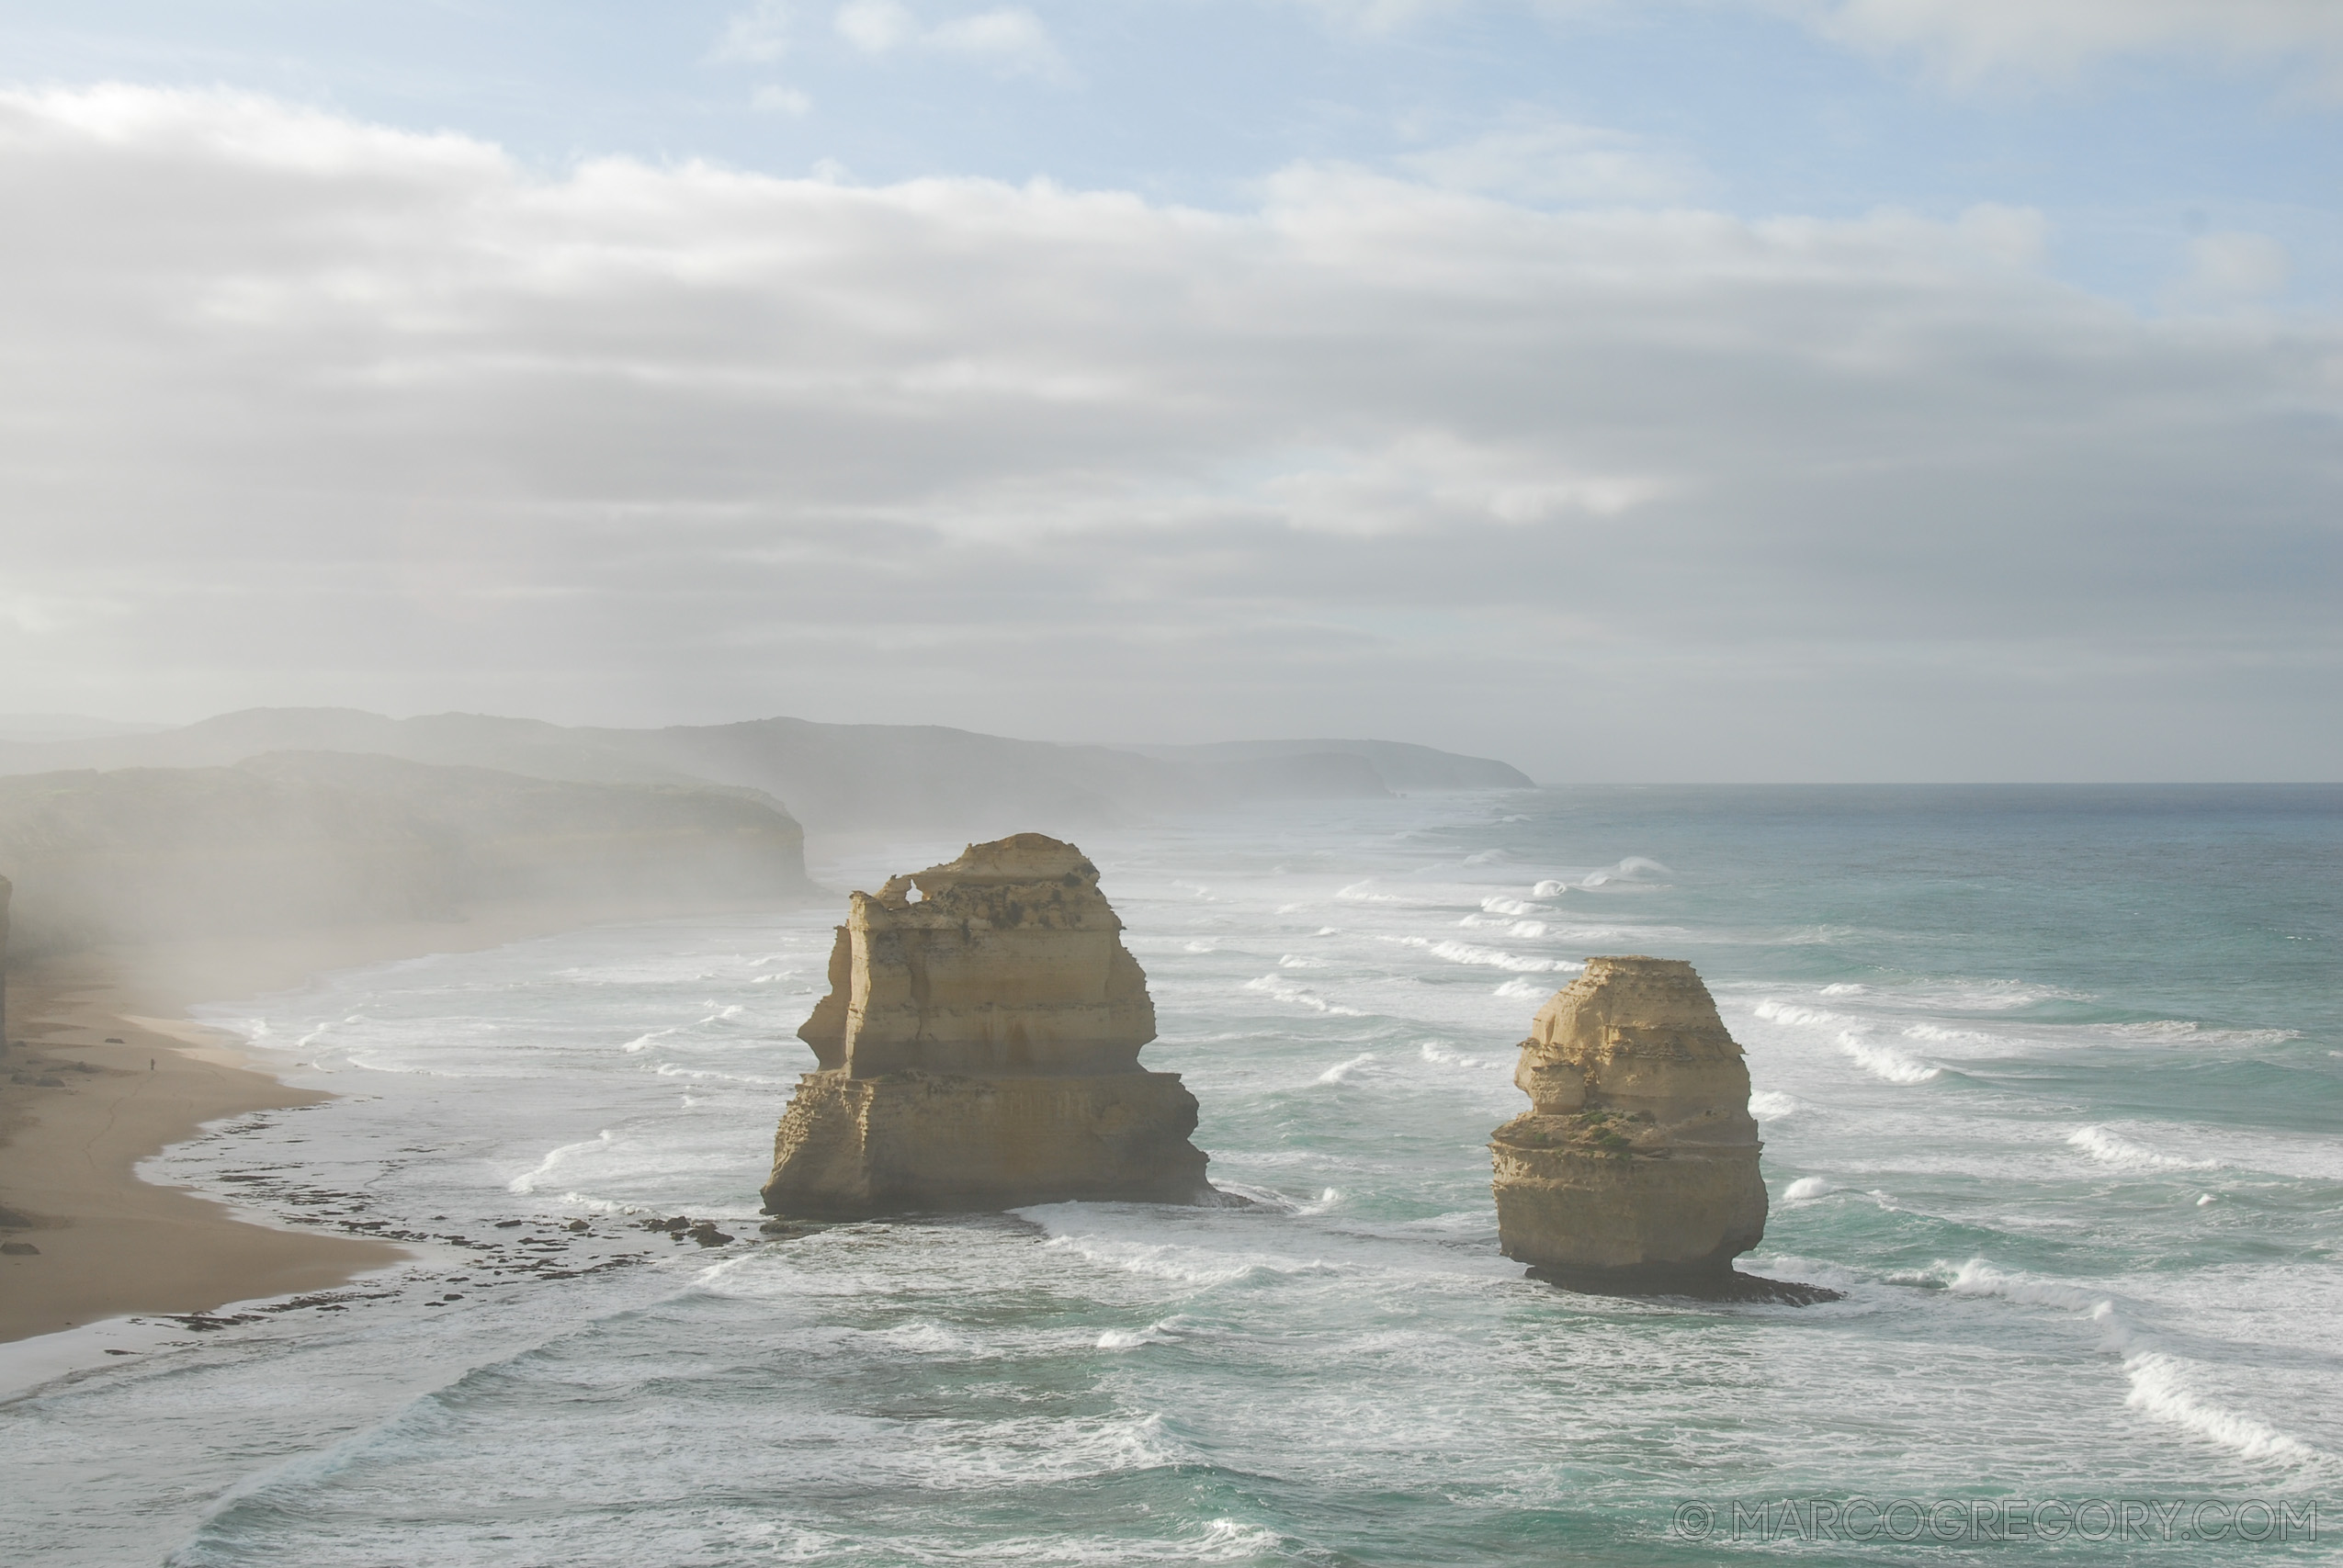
762 834 1214 1217
1491 956 1768 1286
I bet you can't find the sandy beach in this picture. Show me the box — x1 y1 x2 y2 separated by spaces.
0 898 794 1345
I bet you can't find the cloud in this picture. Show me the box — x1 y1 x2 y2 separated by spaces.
0 85 2335 776
1395 112 1702 205
833 1 1069 75
712 0 795 64
2173 230 2293 303
1260 430 1674 534
1285 2 2343 92
929 7 1060 63
1774 0 2343 89
753 84 815 116
835 0 917 51
1290 0 1476 33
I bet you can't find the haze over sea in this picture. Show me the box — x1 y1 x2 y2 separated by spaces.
4 784 2337 1564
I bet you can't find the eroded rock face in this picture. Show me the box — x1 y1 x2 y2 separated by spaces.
1490 955 1766 1277
763 834 1213 1216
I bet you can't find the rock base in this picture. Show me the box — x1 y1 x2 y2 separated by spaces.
762 1069 1213 1219
1491 1116 1766 1272
1524 1262 1844 1305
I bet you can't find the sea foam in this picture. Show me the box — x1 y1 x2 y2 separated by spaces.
1243 974 1364 1016
1478 896 1550 918
1390 937 1574 973
1838 1036 1942 1084
2123 1353 2325 1467
2066 1125 2222 1172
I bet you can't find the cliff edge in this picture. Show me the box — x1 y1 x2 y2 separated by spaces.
1490 956 1767 1282
0 752 815 958
763 833 1214 1216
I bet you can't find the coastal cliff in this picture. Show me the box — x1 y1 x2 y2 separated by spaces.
0 752 815 958
763 833 1213 1216
1490 956 1767 1281
0 708 1534 834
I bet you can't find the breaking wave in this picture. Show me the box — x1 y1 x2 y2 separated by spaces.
1390 937 1576 973
1752 1000 1941 1082
1024 1207 1342 1290
1839 1037 1942 1084
2066 1125 2222 1172
1578 856 1673 888
2098 1021 2303 1046
1456 915 1548 937
507 1130 617 1194
1942 1261 2325 1469
1479 896 1550 918
1944 1258 2111 1315
1242 974 1365 1016
1751 1000 1843 1029
1904 1022 1993 1043
1096 1322 1180 1350
2124 1354 2325 1467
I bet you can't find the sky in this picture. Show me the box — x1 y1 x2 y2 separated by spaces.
0 1 2337 781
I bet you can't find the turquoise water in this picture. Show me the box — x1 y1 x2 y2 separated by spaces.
2 785 2337 1563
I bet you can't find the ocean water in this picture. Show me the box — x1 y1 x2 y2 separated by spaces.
3 785 2338 1564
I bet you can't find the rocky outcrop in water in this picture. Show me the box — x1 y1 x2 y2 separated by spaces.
762 834 1214 1217
1490 956 1768 1285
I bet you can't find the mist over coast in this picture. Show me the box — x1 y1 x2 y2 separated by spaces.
2 6 2338 1562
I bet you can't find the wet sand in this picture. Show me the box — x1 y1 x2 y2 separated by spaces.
0 899 791 1343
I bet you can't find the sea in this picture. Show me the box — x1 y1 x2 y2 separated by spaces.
2 785 2337 1565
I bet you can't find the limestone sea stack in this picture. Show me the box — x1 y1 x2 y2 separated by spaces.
762 834 1214 1217
1490 956 1767 1283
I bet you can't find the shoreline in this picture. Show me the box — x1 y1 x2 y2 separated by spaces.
0 897 798 1346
